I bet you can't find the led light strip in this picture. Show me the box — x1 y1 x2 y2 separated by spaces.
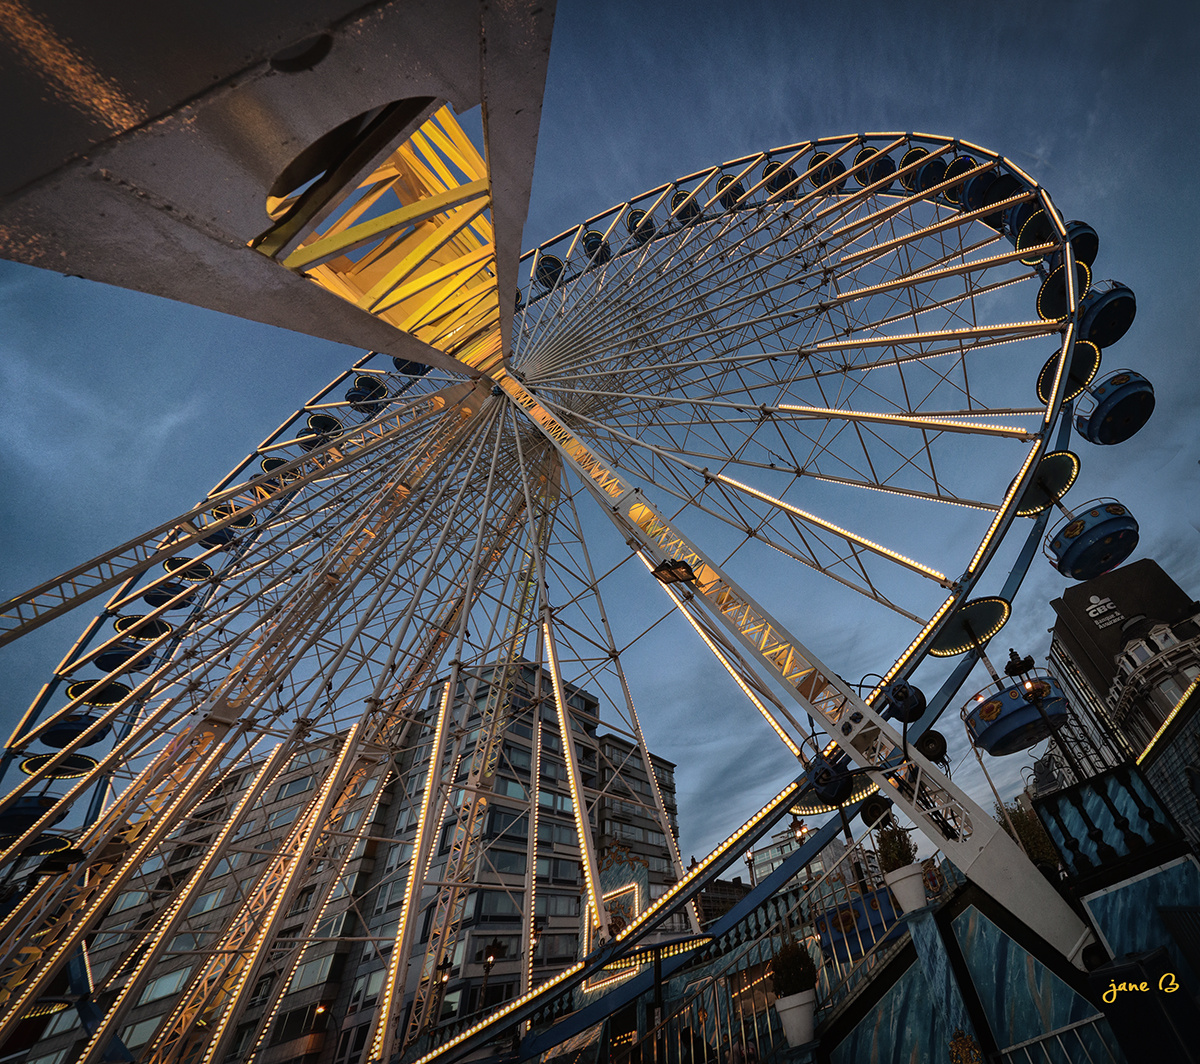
543 618 608 938
639 553 802 757
1137 677 1200 766
409 780 802 1064
368 682 454 1064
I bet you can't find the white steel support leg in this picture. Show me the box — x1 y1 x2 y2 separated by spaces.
497 371 1093 967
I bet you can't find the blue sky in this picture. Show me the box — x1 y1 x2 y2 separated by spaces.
2 0 1198 862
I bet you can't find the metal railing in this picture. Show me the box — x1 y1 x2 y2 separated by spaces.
998 1013 1125 1063
603 819 956 1064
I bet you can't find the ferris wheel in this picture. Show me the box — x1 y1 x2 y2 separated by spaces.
0 124 1119 1064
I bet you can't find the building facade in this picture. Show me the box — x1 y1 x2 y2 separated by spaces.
1044 558 1200 843
19 664 683 1064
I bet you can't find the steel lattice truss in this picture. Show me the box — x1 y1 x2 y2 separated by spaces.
0 128 1097 1064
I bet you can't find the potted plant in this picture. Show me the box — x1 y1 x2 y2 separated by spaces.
770 939 818 1047
877 819 926 913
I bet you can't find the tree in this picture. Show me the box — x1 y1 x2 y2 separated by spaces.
993 799 1058 867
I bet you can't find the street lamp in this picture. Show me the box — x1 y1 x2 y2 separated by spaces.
479 937 503 1012
744 848 755 886
435 954 452 1026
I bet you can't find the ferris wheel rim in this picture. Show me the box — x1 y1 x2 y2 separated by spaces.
509 131 1079 695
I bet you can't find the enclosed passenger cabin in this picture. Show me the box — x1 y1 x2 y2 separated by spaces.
535 254 564 290
716 175 745 210
582 230 611 264
1045 500 1139 581
963 677 1069 757
344 374 388 413
1074 370 1155 445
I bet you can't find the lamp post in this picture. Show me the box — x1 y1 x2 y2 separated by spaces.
479 937 503 1013
434 954 452 1035
744 848 756 887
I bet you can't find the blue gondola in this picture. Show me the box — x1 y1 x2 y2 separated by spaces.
626 209 655 245
1035 340 1102 405
716 175 745 210
898 146 928 192
808 153 846 192
42 713 112 749
963 677 1069 756
95 640 147 674
65 679 131 706
582 230 611 263
763 161 798 195
941 156 976 204
392 358 431 376
1045 499 1139 581
1049 220 1099 272
19 753 98 779
979 173 1022 230
815 888 904 964
671 189 701 224
298 412 343 451
113 616 173 643
534 254 564 289
853 148 895 191
914 156 947 197
162 557 215 583
344 374 388 413
1074 370 1155 445
142 581 195 609
959 168 997 212
0 795 67 834
1078 280 1137 348
1015 208 1055 265
1036 260 1092 322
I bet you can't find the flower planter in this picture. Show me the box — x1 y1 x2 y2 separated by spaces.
884 863 927 913
774 988 816 1047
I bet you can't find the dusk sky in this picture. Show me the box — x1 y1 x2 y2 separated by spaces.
2 0 1198 863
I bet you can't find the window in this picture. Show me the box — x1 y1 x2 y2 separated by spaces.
535 894 580 918
138 967 191 1005
384 842 412 873
495 778 526 800
110 890 148 914
169 932 206 952
43 1007 81 1037
472 935 519 963
318 910 352 938
1158 677 1185 707
349 969 386 1011
538 820 575 847
268 806 300 830
189 888 224 916
270 1002 330 1046
92 918 136 952
536 933 578 962
230 1022 257 1060
121 1017 161 1049
1126 641 1153 665
335 1024 370 1064
339 808 364 832
488 809 528 839
536 857 579 883
491 850 526 876
478 891 522 921
330 872 358 900
538 791 574 815
289 952 337 992
247 974 274 1007
289 886 317 916
1152 627 1179 650
277 776 314 801
25 1051 69 1064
